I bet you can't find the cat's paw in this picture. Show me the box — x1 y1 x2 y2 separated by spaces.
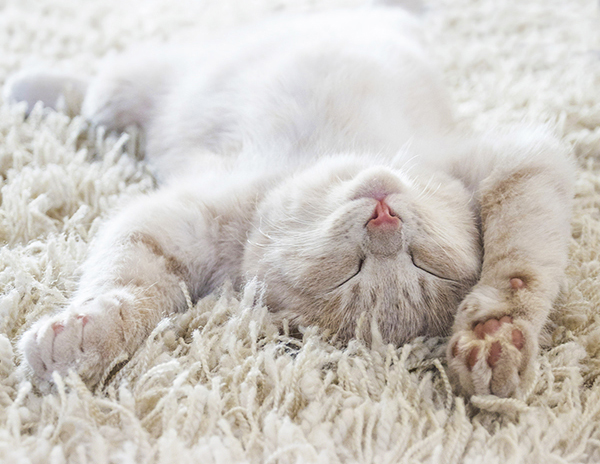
446 287 539 398
19 290 132 387
3 70 87 115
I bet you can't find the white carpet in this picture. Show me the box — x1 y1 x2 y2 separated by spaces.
1 0 600 462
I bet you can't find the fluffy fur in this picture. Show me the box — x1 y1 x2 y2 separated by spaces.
4 5 575 397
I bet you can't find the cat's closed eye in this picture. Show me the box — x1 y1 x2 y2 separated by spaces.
409 249 457 281
333 256 364 289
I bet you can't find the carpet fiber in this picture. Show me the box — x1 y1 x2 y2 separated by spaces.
1 0 600 462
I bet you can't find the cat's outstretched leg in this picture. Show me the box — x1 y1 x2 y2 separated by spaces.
18 186 235 388
3 46 170 131
81 48 172 131
446 131 575 398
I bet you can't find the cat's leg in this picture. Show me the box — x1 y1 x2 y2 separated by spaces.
19 187 226 388
3 45 172 131
81 47 173 131
3 70 88 116
446 132 575 398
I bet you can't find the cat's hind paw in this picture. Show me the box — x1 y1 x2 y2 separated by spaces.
3 70 87 116
447 315 536 398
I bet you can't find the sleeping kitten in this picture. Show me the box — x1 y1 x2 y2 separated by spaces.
5 6 574 398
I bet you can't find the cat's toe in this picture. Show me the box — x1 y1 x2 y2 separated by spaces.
51 315 90 370
19 321 51 380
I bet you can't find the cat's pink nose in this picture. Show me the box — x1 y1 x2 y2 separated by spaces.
367 199 400 229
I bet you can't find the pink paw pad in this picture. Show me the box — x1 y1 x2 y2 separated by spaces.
52 322 64 335
510 277 526 290
452 316 524 370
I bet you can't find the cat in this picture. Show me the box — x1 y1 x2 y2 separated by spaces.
4 5 575 398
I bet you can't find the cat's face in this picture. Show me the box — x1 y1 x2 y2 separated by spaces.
243 155 481 345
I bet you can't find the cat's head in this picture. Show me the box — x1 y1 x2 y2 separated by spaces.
243 155 481 345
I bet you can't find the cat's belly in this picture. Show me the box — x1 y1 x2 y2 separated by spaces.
146 8 455 174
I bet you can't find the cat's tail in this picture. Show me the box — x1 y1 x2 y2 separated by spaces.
3 45 171 132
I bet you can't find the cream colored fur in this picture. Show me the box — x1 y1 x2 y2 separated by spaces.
5 6 575 398
1 0 600 462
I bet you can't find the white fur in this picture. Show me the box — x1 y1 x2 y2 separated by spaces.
7 6 575 396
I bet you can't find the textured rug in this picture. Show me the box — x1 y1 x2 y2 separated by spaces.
1 0 600 462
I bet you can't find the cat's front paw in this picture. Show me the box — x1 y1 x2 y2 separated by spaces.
447 287 539 398
19 290 132 387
